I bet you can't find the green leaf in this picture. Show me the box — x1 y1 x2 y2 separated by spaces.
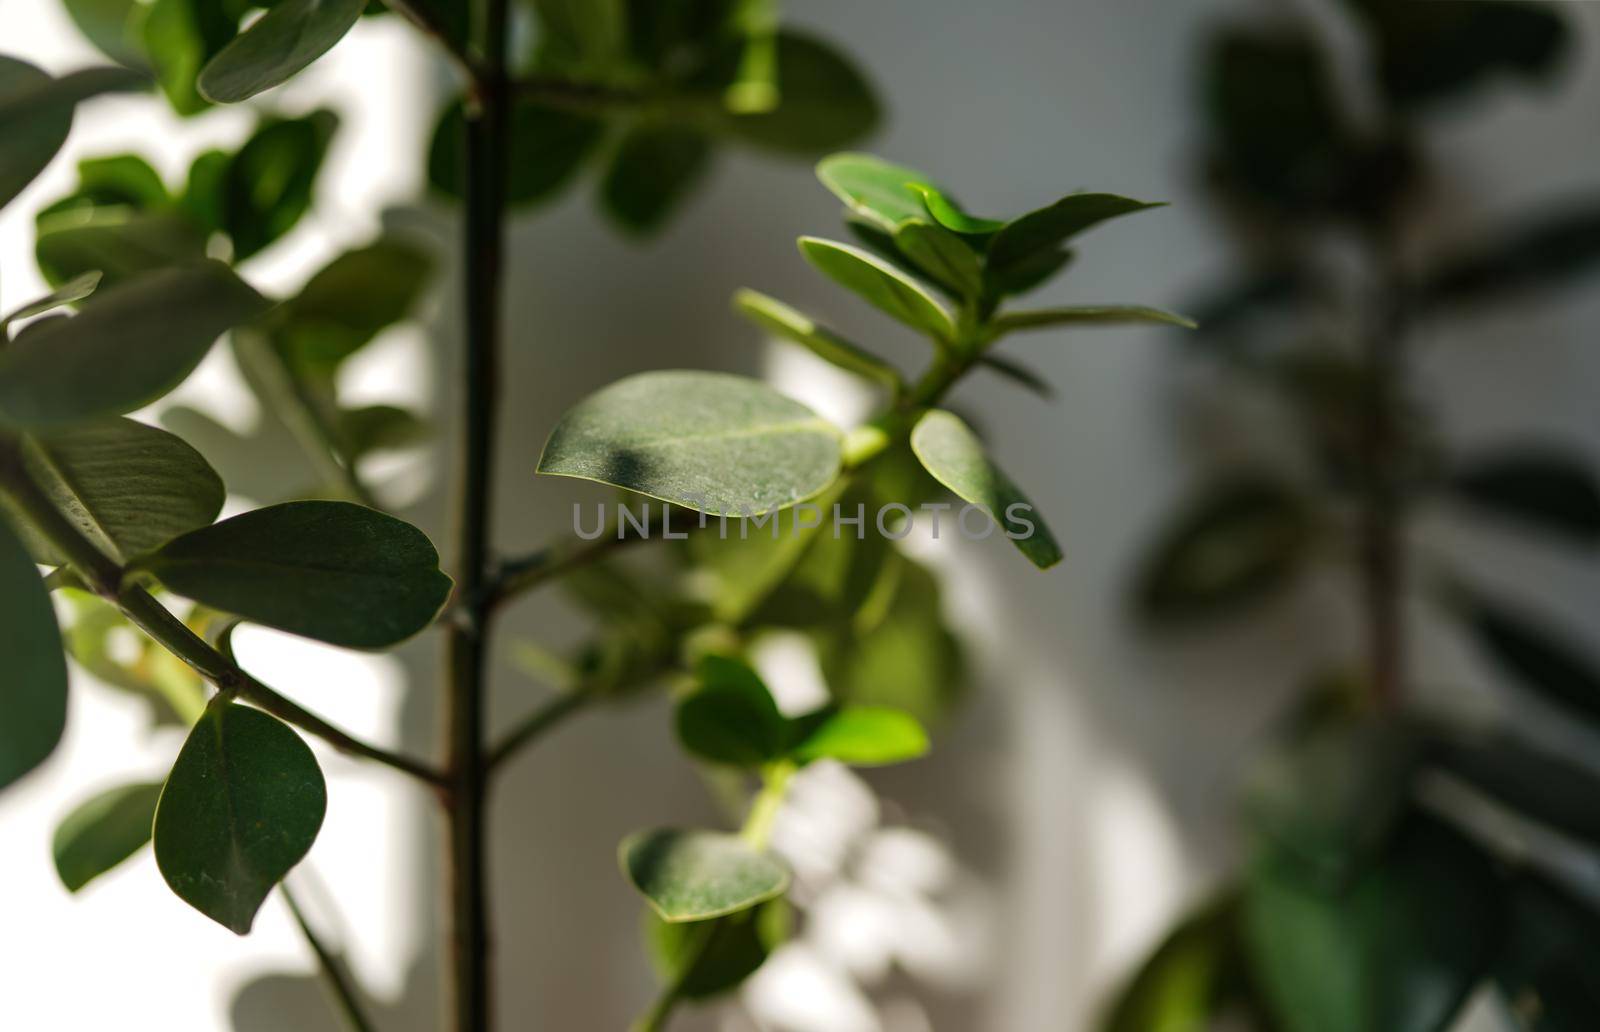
1456 590 1600 725
537 370 842 517
179 147 231 234
645 900 790 1000
35 208 209 289
59 588 206 727
198 0 366 103
271 239 433 376
600 124 712 235
816 152 936 234
1243 815 1501 1032
675 655 787 767
1104 893 1265 1032
989 305 1198 337
0 261 270 428
705 32 879 154
532 0 626 73
63 0 152 70
142 0 241 115
987 246 1073 299
892 219 983 298
732 289 899 388
987 193 1163 284
337 405 429 459
0 58 146 209
1134 476 1313 625
42 153 169 216
620 828 790 923
1 418 224 566
154 700 326 934
222 110 339 260
1448 449 1600 544
53 781 163 892
1434 732 1600 851
0 272 102 336
909 409 1061 569
1493 875 1600 1031
135 500 452 649
429 98 604 209
0 520 68 791
913 184 1006 237
790 706 927 767
798 237 954 342
1424 203 1600 307
977 354 1054 400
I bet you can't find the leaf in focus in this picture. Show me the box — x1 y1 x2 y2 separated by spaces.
198 0 367 103
732 289 899 388
222 110 339 260
53 781 163 892
816 152 936 234
675 654 787 767
1134 476 1313 625
1457 590 1600 726
892 219 983 298
136 500 452 649
989 305 1198 337
645 900 790 1000
1447 449 1600 544
798 237 954 342
429 98 604 209
600 124 713 235
910 409 1061 569
0 261 270 428
790 706 928 767
154 700 326 934
0 520 68 791
704 32 879 154
621 828 790 923
270 238 433 376
537 370 842 517
0 57 146 209
986 193 1163 287
0 272 102 336
35 208 209 288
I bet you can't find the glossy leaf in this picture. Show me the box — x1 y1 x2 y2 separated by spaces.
53 781 163 892
645 900 789 1000
271 239 433 376
0 261 269 428
154 700 326 934
817 152 936 234
0 521 68 791
3 418 224 566
136 500 451 649
910 409 1061 569
790 706 928 767
706 32 879 154
675 655 787 767
0 58 145 209
989 305 1197 337
198 0 366 103
600 124 712 234
913 184 1005 237
222 110 339 260
987 193 1163 282
35 209 209 288
0 272 102 336
892 219 983 298
1458 592 1600 725
429 99 604 209
798 237 954 342
537 370 842 517
621 829 789 923
732 289 899 388
1448 449 1600 544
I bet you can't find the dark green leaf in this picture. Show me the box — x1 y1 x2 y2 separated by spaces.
988 246 1074 299
1424 203 1600 307
705 32 879 154
0 272 102 336
798 236 954 342
532 0 626 73
63 0 152 69
142 0 241 115
222 110 339 260
1448 449 1600 544
0 520 68 791
198 0 367 103
675 655 787 767
154 700 326 934
732 289 899 388
537 370 842 517
337 405 429 459
271 239 433 375
429 99 604 209
1434 732 1600 851
0 262 269 428
989 305 1197 338
42 153 169 216
910 409 1061 569
35 208 209 288
817 152 936 234
179 147 230 234
621 828 789 923
1134 476 1313 625
135 500 452 649
1104 893 1266 1032
600 124 713 235
0 58 146 209
53 781 163 892
646 900 789 1000
987 193 1163 285
892 219 983 298
977 354 1054 399
1457 591 1600 725
790 706 927 767
1494 875 1600 1031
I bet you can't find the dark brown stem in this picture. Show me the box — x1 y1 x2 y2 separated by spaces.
282 884 380 1032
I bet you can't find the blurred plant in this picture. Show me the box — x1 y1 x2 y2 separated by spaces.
0 3 1192 1031
1109 2 1600 1030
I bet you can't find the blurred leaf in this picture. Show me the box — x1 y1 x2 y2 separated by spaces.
987 193 1162 289
790 706 927 767
622 0 739 72
1457 591 1600 725
0 520 68 792
222 110 339 260
1243 815 1502 1032
817 152 937 234
987 245 1073 299
154 700 326 934
1494 875 1600 1031
913 183 1005 237
1434 732 1600 851
1448 449 1600 544
910 408 1061 569
36 208 209 288
533 0 627 73
337 405 429 459
0 58 146 209
1103 892 1271 1032
537 370 842 517
1134 476 1313 625
600 124 713 234
41 154 169 217
1424 204 1600 307
429 98 604 209
732 288 899 388
703 32 879 153
621 828 789 922
178 147 230 234
990 305 1197 337
0 272 102 336
893 218 983 298
135 500 452 649
0 261 269 428
675 654 787 766
646 899 789 1000
142 0 241 116
2 418 224 566
271 238 433 376
53 781 163 892
63 0 152 69
977 354 1055 400
199 0 366 103
798 236 954 342
59 588 207 726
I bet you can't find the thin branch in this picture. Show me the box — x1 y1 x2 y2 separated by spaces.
485 519 655 610
380 0 478 79
282 884 381 1032
485 690 590 773
511 74 652 113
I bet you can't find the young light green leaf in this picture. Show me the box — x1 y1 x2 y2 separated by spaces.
913 184 1006 237
135 500 452 649
816 152 936 233
0 520 68 791
600 124 713 235
429 98 604 209
733 289 900 388
222 110 339 260
53 781 163 892
35 208 208 289
987 193 1164 283
0 262 269 429
909 409 1062 569
197 0 366 103
892 219 983 298
790 706 928 767
676 655 788 767
537 370 842 517
0 271 101 335
798 237 955 342
154 700 326 934
706 33 879 154
3 419 224 566
988 305 1198 337
621 829 790 923
0 58 146 209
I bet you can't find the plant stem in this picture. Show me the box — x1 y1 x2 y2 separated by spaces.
282 884 380 1032
381 0 477 78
